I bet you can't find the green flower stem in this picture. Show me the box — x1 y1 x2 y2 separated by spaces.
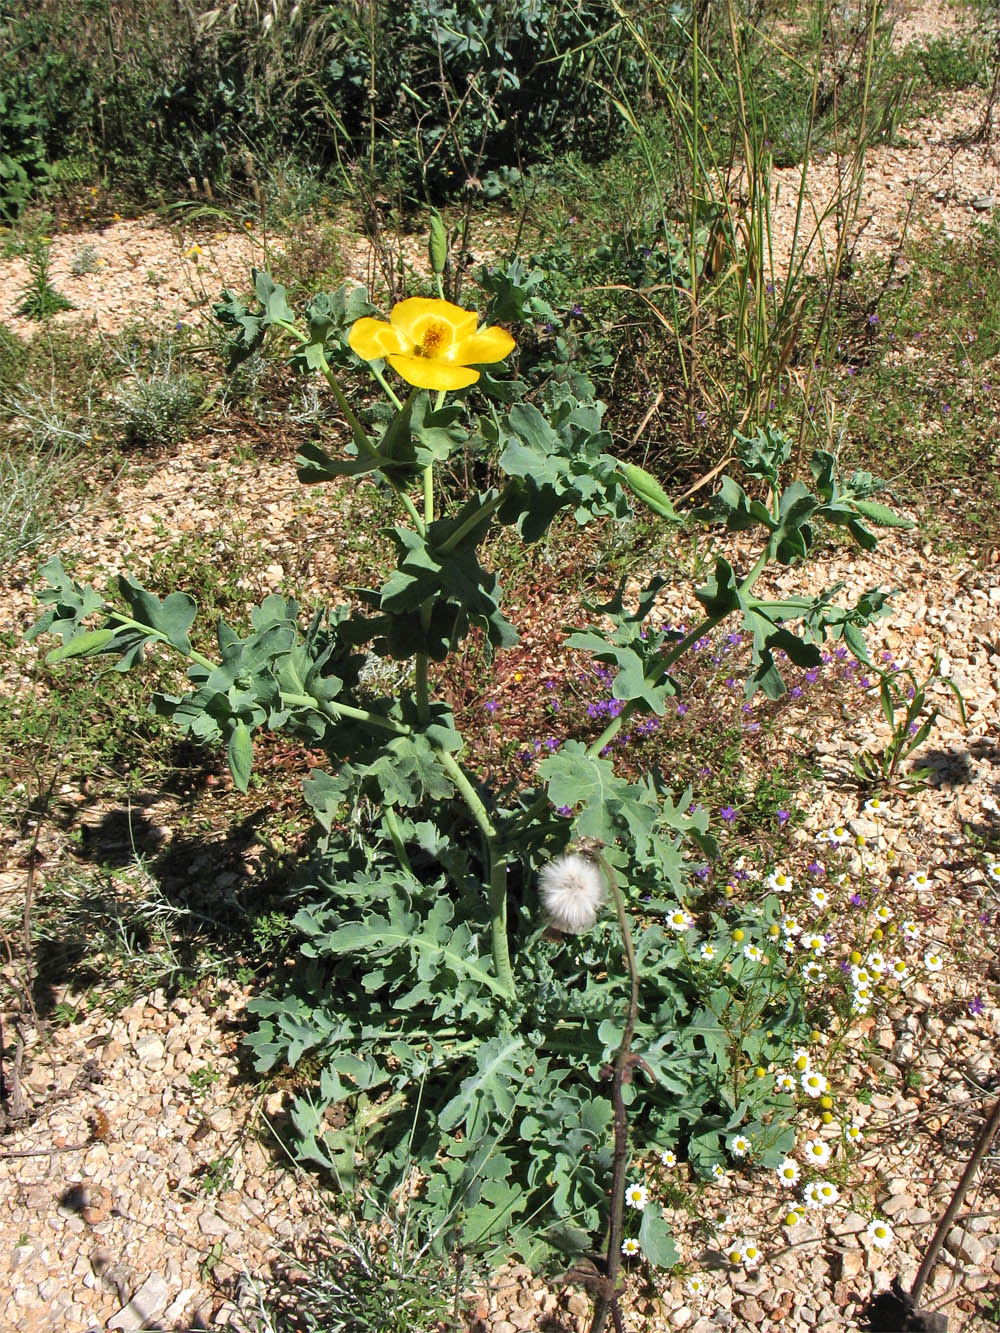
383 806 413 874
436 749 516 1001
104 615 218 673
279 691 411 737
585 612 726 758
437 482 515 554
369 360 404 410
414 457 437 724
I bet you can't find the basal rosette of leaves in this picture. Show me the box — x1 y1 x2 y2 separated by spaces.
29 255 915 1271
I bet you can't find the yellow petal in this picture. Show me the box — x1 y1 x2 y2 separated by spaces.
349 317 411 361
390 297 478 349
451 326 516 367
386 354 480 391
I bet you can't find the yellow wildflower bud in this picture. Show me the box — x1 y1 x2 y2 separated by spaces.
732 929 744 942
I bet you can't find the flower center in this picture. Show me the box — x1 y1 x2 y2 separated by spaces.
417 322 447 357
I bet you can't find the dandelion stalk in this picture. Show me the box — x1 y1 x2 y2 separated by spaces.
575 841 638 1333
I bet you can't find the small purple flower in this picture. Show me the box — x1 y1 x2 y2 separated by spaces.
556 805 572 817
807 861 825 875
571 303 583 316
968 995 986 1017
790 686 803 699
805 669 819 684
484 700 498 714
544 737 559 751
695 864 711 881
867 312 879 327
720 805 737 823
849 893 863 907
676 703 689 716
777 810 790 826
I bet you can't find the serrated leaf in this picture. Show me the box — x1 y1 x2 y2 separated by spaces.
438 1031 526 1138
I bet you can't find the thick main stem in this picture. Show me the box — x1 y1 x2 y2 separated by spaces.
437 750 515 1001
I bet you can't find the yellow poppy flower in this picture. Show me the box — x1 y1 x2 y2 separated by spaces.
348 297 514 391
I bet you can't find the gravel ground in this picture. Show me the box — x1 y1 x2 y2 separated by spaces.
2 3 999 1328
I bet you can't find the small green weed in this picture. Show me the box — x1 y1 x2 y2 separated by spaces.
16 241 74 320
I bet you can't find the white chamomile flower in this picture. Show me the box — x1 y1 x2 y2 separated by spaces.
924 950 944 973
782 914 802 937
775 1071 797 1093
686 1274 707 1296
901 919 919 941
776 1158 800 1187
874 904 891 923
801 1070 828 1098
802 1138 831 1166
728 1133 752 1158
866 950 886 974
666 906 695 933
625 1182 649 1210
866 1218 894 1250
743 943 764 962
803 1179 839 1207
538 853 606 933
711 1163 726 1181
864 798 886 817
850 965 873 987
908 869 932 891
792 1047 811 1073
660 1149 677 1168
767 868 792 893
739 1240 761 1267
852 987 873 1013
783 1208 803 1227
700 941 717 961
621 1236 641 1257
987 862 1000 884
802 959 824 983
825 825 850 846
889 958 908 981
801 932 827 955
810 886 830 909
844 1122 864 1145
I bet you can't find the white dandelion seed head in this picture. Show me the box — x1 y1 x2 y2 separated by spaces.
538 853 606 934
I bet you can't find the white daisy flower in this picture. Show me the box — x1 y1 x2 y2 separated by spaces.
700 942 717 961
810 886 830 909
743 943 763 962
852 988 873 1013
621 1236 641 1257
685 1274 707 1296
850 965 873 987
539 853 606 933
660 1149 677 1168
889 958 908 981
924 950 944 973
866 951 886 975
874 904 891 923
781 914 802 937
775 1071 797 1093
802 1138 831 1166
803 1179 839 1207
776 1158 800 1187
666 906 695 933
864 798 886 816
801 1070 828 1098
825 825 850 846
740 1240 761 1267
866 1218 894 1249
987 862 1000 884
802 959 824 983
767 869 792 892
625 1182 649 1210
728 1133 752 1158
711 1163 726 1181
908 869 932 891
800 932 827 955
792 1048 811 1073
844 1122 864 1145
901 919 919 941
